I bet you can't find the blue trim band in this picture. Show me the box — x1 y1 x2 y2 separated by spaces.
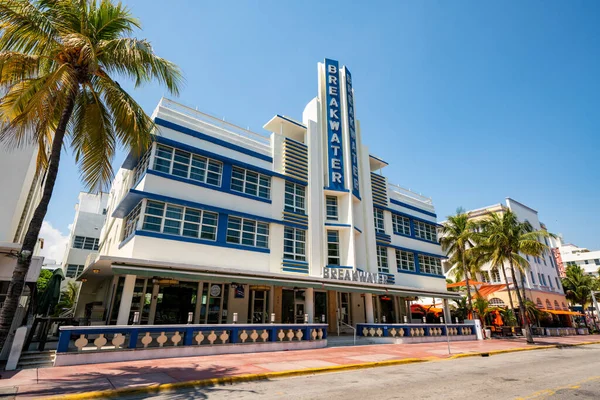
323 187 350 192
277 115 307 129
326 265 353 269
385 243 446 259
132 230 271 253
389 199 437 218
354 226 363 234
155 118 273 162
146 170 272 204
324 223 351 228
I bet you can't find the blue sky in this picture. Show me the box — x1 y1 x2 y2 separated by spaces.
42 0 600 257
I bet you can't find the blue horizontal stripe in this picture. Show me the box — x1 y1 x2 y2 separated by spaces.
382 206 439 226
146 170 272 204
132 230 271 254
324 187 350 193
156 118 273 162
326 265 353 269
325 223 351 228
390 199 437 218
282 267 309 274
278 115 307 129
384 243 447 259
154 136 307 186
282 259 309 266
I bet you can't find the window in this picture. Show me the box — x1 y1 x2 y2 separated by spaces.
548 275 553 288
226 216 269 248
284 182 305 213
395 250 415 272
543 257 547 266
153 144 223 186
102 208 107 215
584 260 589 265
481 271 491 283
73 236 99 251
490 269 501 283
123 202 142 239
65 264 84 278
555 277 560 289
414 220 437 242
326 196 338 221
142 200 218 240
541 274 547 286
530 270 535 284
392 214 411 236
595 259 600 266
327 230 340 265
133 147 151 184
373 208 385 233
418 255 443 276
489 298 506 307
538 273 542 285
283 227 306 261
546 299 552 309
376 246 388 273
231 167 271 199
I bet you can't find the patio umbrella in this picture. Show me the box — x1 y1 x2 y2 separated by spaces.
493 310 503 326
446 280 486 288
36 268 65 316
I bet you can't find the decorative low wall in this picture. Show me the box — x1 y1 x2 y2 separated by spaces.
357 323 477 344
55 323 328 367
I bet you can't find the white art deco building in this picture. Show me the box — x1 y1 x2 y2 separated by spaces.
76 59 458 332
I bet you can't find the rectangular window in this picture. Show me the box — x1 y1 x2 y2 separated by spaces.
327 230 340 266
538 273 542 285
326 196 338 221
373 208 385 234
231 167 271 199
65 264 84 278
481 271 491 283
414 220 437 242
152 144 223 187
226 216 269 248
284 182 305 213
123 202 142 239
283 227 306 261
395 250 415 272
555 277 560 289
132 147 151 184
584 260 589 265
595 259 600 266
491 269 501 283
418 255 443 276
530 270 536 284
548 274 553 288
142 200 218 240
542 257 547 266
377 246 389 273
72 236 99 251
392 214 411 236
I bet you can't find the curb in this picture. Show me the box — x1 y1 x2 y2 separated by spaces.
50 341 600 400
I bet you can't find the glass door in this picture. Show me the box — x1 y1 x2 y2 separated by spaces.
338 292 351 325
250 289 268 323
200 283 229 324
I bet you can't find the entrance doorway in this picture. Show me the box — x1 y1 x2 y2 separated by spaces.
249 287 269 323
338 292 351 325
379 295 395 323
155 283 195 324
281 289 306 324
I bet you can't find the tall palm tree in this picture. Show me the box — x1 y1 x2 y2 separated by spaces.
562 265 594 328
0 0 182 350
477 210 550 344
440 209 478 317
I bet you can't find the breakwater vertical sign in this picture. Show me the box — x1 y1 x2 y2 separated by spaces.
342 67 360 199
324 59 345 191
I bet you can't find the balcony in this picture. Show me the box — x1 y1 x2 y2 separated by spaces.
387 182 435 214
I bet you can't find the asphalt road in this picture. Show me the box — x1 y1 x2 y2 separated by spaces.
121 344 600 400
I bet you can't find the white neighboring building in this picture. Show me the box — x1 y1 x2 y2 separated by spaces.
0 143 45 310
550 238 600 277
76 59 458 329
455 198 569 314
61 192 109 280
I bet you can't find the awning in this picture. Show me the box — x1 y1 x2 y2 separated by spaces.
539 309 584 316
411 304 443 314
474 284 507 298
447 280 486 288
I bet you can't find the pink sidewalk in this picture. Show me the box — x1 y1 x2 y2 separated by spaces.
0 335 597 399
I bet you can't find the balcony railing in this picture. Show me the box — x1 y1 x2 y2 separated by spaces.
387 182 434 210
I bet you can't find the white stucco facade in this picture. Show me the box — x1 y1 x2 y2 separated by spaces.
552 238 600 277
77 59 458 330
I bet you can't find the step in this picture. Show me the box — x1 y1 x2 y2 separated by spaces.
21 350 56 356
17 360 54 369
19 354 55 362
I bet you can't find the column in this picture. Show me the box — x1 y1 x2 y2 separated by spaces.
116 275 136 325
393 296 400 323
365 293 375 323
443 299 452 324
305 287 314 323
147 283 160 325
194 282 203 324
268 286 274 316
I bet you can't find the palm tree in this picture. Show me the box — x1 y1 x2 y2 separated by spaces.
440 209 479 317
473 296 489 327
477 210 551 344
562 265 594 328
523 299 546 327
54 281 79 317
0 0 182 350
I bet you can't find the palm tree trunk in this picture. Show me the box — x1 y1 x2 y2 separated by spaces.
462 250 473 319
0 92 78 351
509 259 534 344
499 265 516 323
